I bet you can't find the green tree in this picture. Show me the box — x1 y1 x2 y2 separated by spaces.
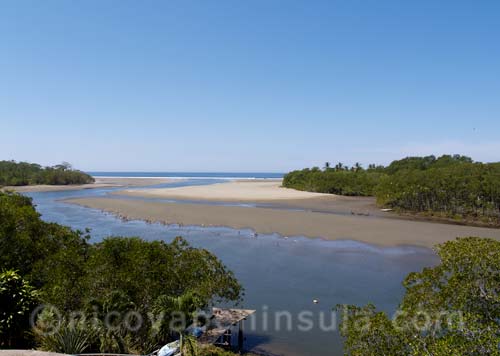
0 160 94 186
0 192 243 354
0 271 39 348
0 191 90 309
338 237 500 355
283 155 500 225
153 291 203 351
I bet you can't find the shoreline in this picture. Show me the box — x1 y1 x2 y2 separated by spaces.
64 196 500 248
1 177 180 193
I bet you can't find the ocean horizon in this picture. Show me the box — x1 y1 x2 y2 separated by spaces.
87 171 284 180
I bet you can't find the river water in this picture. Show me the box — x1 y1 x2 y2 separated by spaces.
25 177 438 356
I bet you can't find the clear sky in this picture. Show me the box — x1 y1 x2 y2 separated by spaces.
1 0 499 172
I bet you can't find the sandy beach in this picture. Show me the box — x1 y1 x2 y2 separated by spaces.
2 177 178 193
115 180 333 201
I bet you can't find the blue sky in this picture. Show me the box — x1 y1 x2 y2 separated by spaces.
1 0 499 172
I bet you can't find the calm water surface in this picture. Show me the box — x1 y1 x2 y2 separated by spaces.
25 179 438 356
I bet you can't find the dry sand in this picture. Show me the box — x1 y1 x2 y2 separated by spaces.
114 180 332 201
2 177 178 193
65 197 500 248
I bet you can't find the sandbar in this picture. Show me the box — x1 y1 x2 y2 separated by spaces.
65 197 500 248
114 181 332 201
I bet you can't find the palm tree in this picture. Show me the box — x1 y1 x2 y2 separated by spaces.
153 291 201 352
324 162 331 171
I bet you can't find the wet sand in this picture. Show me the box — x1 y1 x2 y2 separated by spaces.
114 180 394 217
2 177 179 193
65 197 500 247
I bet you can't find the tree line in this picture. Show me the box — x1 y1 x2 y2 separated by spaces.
0 191 245 355
283 155 500 224
0 160 94 186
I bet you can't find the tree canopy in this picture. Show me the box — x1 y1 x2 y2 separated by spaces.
0 160 94 186
283 155 500 225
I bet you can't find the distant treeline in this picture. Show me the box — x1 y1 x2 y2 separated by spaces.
0 160 94 186
283 155 500 224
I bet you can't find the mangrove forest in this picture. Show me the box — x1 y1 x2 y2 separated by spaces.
283 155 500 225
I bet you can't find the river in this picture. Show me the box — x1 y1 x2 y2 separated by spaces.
25 177 438 356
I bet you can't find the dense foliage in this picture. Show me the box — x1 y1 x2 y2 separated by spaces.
377 162 500 223
0 191 242 354
0 271 39 348
283 166 382 196
283 155 500 224
338 237 500 355
0 160 94 186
